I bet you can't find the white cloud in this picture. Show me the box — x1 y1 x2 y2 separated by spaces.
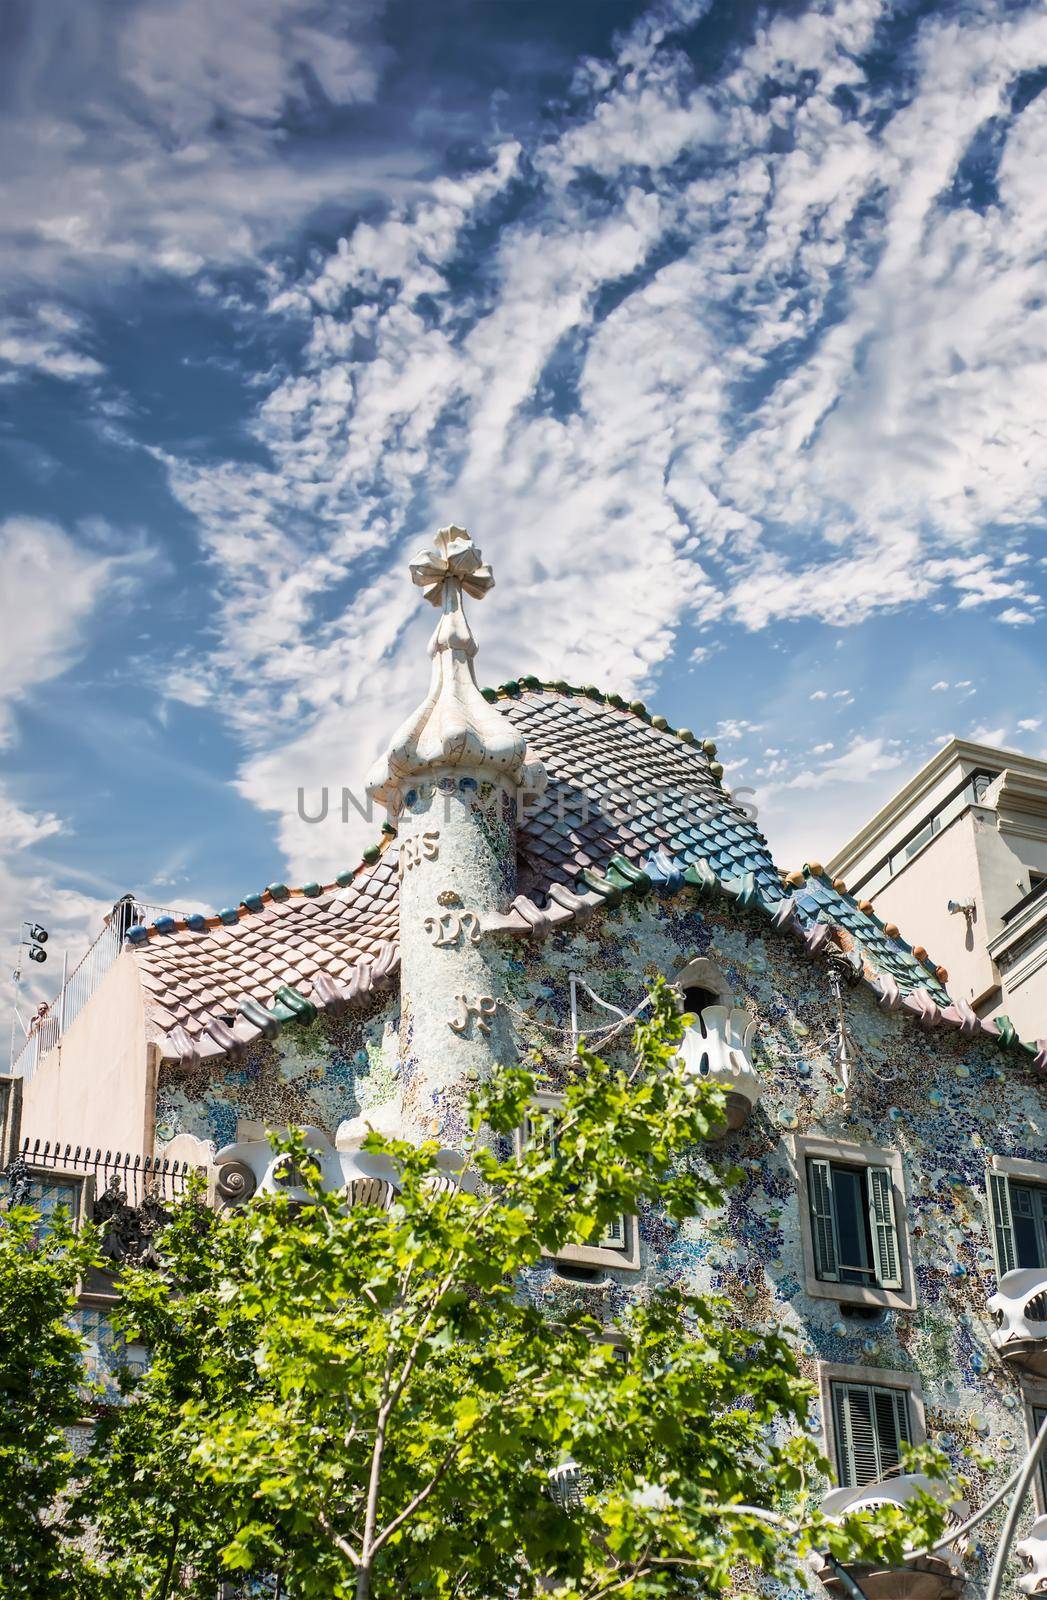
0 0 398 308
538 59 718 184
769 736 904 794
0 518 141 746
931 680 950 691
130 0 1047 878
1018 718 1042 732
0 782 111 1024
750 734 913 869
715 718 763 742
161 668 214 709
0 517 154 1015
998 607 1038 625
0 306 104 383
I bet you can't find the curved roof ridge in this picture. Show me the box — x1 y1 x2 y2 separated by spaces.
479 675 724 774
118 680 1047 1071
122 681 947 994
123 678 724 951
124 836 397 947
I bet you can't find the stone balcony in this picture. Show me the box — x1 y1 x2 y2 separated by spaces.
676 1004 761 1132
212 1123 474 1208
988 1268 1047 1378
816 1476 967 1600
1018 1514 1047 1596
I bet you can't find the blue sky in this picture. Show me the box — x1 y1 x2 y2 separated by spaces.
2 0 1046 1003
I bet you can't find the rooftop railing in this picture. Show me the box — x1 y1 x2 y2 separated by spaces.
1002 875 1047 928
11 899 179 1080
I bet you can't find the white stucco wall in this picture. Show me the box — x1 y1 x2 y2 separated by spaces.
19 950 152 1156
869 810 995 1008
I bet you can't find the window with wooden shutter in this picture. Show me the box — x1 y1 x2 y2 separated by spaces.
831 1381 912 1488
804 1150 910 1296
599 1216 628 1250
808 1158 839 1282
989 1172 1018 1277
521 1097 639 1268
1012 1182 1047 1268
867 1167 903 1290
987 1171 1047 1275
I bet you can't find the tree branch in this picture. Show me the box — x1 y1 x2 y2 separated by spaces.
370 1435 462 1556
317 1510 361 1569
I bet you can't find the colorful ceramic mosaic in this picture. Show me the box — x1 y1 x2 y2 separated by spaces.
146 878 1047 1595
76 1305 144 1406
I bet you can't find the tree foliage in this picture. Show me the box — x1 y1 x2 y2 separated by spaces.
2 982 954 1597
0 1199 97 1597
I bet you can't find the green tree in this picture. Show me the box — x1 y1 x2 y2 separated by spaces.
0 1192 97 1598
7 984 955 1597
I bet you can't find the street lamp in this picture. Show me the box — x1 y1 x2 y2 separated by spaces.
22 921 48 964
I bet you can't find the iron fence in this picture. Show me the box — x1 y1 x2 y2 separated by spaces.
15 1136 197 1205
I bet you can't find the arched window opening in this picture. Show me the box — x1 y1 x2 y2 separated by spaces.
681 985 719 1034
674 958 731 1038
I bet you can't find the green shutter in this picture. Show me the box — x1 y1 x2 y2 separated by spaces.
599 1215 627 1250
873 1385 910 1477
833 1384 878 1487
808 1158 839 1282
867 1166 903 1290
832 1382 910 1488
989 1172 1017 1277
1033 1406 1047 1507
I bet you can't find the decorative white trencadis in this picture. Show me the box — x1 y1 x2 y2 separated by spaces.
367 525 545 809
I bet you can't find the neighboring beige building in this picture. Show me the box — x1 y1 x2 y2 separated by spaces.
828 738 1047 1038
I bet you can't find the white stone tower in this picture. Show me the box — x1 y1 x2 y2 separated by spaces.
367 526 545 1144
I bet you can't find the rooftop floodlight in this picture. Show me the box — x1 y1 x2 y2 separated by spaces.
27 924 48 943
28 945 47 964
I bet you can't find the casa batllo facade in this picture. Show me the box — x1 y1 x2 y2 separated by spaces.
7 527 1047 1599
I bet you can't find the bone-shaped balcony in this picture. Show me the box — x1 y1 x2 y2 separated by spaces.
988 1268 1047 1378
815 1475 968 1600
1018 1514 1047 1596
676 1004 761 1132
212 1124 473 1209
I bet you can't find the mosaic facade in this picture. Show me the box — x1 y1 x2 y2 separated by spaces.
144 882 1047 1593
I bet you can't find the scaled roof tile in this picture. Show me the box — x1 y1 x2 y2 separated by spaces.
130 686 952 1059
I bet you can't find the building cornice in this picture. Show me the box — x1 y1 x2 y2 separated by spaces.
828 738 1047 878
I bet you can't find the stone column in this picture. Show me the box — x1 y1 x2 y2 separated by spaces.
367 526 544 1146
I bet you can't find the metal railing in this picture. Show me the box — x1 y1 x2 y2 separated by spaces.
14 1136 197 1205
11 900 179 1080
1002 875 1047 928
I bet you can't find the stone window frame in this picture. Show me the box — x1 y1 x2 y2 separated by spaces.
14 1165 96 1299
0 1074 23 1165
18 1164 95 1232
516 1091 641 1273
790 1134 916 1312
817 1362 927 1486
986 1153 1047 1278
